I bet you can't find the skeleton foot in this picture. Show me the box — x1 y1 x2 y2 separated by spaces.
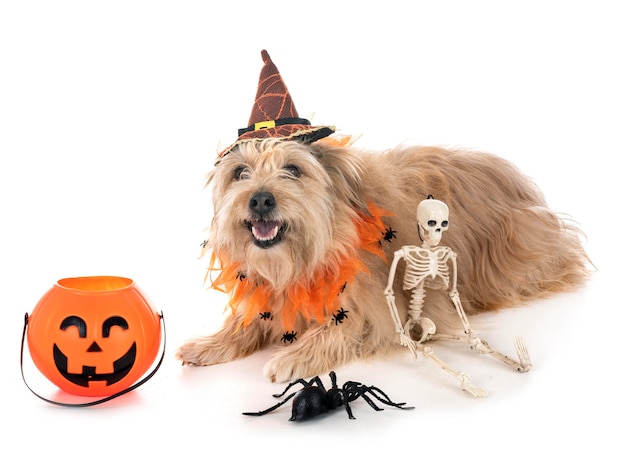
513 336 532 372
469 335 532 373
459 373 489 398
421 345 488 398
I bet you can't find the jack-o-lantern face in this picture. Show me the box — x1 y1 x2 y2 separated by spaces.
53 314 137 388
27 276 161 397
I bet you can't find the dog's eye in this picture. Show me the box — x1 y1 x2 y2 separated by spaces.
283 164 301 178
233 166 248 181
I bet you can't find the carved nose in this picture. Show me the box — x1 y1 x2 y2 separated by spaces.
86 341 102 352
249 192 276 216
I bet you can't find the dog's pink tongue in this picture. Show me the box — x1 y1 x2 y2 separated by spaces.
252 221 279 240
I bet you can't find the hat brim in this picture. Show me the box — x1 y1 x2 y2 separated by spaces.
217 125 335 161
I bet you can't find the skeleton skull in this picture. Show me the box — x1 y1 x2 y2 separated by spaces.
416 197 449 247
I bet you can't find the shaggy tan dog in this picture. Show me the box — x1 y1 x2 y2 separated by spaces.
176 137 590 383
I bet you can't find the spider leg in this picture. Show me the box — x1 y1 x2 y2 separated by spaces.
339 390 356 420
343 382 414 410
340 383 384 416
242 392 298 416
357 392 384 411
363 385 415 410
272 376 325 398
329 371 338 389
341 382 364 403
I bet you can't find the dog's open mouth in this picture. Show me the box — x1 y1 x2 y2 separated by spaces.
245 219 286 249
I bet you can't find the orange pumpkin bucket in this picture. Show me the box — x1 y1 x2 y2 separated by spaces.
22 276 164 403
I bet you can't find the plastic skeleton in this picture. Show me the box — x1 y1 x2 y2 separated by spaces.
384 196 532 397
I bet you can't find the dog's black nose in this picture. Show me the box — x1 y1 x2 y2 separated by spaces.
249 192 276 216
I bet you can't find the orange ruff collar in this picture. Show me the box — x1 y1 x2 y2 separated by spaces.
207 203 392 331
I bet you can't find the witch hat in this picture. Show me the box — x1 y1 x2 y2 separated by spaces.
217 50 335 160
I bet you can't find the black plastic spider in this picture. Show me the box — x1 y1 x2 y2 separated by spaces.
200 240 209 248
381 226 397 243
332 308 349 325
242 371 413 421
281 331 297 343
259 311 272 321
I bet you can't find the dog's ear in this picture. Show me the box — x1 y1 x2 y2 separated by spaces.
310 142 368 213
205 158 231 196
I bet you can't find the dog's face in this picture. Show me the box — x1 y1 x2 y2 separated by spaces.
207 139 365 291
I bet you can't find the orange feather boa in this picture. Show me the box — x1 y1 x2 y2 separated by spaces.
206 202 393 332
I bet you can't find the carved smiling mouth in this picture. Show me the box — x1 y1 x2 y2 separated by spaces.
53 343 136 387
245 219 286 249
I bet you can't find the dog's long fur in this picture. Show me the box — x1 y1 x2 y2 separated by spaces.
176 138 590 383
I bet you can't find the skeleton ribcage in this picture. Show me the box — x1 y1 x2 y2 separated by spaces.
402 247 450 291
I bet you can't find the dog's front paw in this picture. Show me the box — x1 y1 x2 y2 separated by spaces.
263 351 329 383
262 355 298 383
175 340 210 366
175 336 229 366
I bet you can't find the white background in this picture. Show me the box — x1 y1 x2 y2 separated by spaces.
1 1 623 457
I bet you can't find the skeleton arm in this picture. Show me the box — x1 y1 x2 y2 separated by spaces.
385 249 404 331
445 249 471 327
385 249 403 293
385 249 418 356
446 249 458 294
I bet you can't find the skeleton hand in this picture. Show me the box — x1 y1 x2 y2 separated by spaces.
398 332 418 358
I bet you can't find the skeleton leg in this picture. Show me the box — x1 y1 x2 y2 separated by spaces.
418 344 488 398
386 287 486 396
431 291 532 372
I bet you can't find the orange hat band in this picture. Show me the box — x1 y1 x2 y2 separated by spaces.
238 117 312 137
